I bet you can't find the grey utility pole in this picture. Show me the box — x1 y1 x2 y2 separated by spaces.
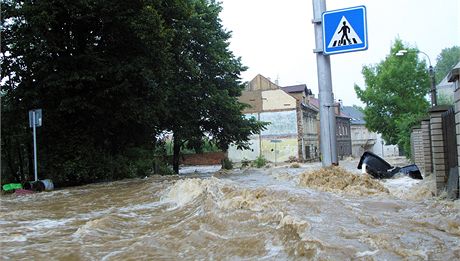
33 112 38 181
29 109 42 181
312 0 338 166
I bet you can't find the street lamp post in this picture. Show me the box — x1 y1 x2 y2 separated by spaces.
396 49 437 107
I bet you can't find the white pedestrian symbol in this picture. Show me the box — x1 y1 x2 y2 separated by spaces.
327 16 363 48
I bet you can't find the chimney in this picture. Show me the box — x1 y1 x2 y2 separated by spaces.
334 99 342 115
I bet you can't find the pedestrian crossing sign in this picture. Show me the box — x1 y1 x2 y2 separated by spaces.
322 6 368 55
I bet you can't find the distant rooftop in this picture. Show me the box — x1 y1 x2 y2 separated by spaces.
282 84 313 95
448 61 460 82
438 73 455 89
341 106 366 125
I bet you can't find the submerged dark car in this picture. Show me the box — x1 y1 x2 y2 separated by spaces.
357 151 423 179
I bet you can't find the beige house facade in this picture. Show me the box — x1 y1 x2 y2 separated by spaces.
228 75 319 163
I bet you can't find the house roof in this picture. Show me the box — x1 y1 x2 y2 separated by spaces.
281 84 312 95
438 73 455 90
341 106 366 125
301 102 319 112
438 62 460 99
308 96 319 109
448 61 460 82
246 74 280 91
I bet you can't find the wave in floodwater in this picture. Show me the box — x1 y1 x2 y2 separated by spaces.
1 162 460 260
298 166 389 196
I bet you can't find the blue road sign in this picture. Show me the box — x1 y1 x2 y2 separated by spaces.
322 6 368 55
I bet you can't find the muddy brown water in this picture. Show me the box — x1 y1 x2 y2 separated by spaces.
1 159 459 260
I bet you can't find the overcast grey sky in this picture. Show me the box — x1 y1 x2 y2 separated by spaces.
219 0 460 106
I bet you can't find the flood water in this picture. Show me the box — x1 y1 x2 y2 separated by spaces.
1 158 459 260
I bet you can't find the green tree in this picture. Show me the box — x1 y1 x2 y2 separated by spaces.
159 0 266 173
2 0 266 182
1 0 170 185
354 39 430 156
435 46 460 84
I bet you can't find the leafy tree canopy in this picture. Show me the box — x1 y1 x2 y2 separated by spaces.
1 0 265 184
435 46 460 84
158 0 266 173
354 38 430 156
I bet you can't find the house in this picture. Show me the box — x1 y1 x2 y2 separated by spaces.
281 84 319 161
341 106 399 158
336 113 353 159
228 75 319 163
308 97 352 159
437 74 455 104
341 106 376 157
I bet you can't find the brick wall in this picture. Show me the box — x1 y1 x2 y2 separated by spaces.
430 106 449 195
455 82 460 198
421 119 432 175
411 127 424 168
180 152 227 165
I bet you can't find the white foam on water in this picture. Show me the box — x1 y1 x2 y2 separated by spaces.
118 201 162 213
270 172 294 182
355 249 379 258
82 207 115 217
0 234 28 243
276 212 310 231
384 174 435 200
161 179 205 207
101 249 126 261
160 178 224 207
262 240 283 259
20 218 72 230
202 229 229 240
73 218 106 237
179 165 221 174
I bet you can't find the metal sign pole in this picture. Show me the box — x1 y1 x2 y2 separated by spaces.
33 111 38 181
270 139 282 166
312 0 337 166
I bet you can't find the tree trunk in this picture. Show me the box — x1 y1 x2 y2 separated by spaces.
172 134 181 174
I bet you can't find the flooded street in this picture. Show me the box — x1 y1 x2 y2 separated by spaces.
1 158 459 260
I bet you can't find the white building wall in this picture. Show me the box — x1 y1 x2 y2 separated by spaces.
228 113 260 162
372 133 399 157
228 110 299 163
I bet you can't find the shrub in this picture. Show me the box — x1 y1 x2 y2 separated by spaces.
156 161 175 175
252 155 267 168
125 147 155 177
221 157 233 170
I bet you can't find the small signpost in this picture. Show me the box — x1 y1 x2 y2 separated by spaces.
29 109 42 181
270 139 282 166
322 5 368 55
